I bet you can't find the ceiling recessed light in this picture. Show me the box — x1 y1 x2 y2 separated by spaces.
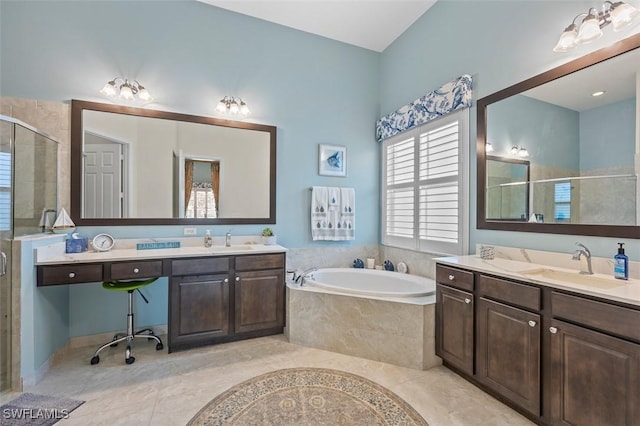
592 90 606 97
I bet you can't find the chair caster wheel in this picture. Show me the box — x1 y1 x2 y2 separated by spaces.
125 346 135 364
90 356 100 365
156 342 163 351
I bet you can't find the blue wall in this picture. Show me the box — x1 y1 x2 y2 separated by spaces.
3 0 640 375
380 0 640 258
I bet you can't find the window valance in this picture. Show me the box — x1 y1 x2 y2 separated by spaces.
376 74 472 142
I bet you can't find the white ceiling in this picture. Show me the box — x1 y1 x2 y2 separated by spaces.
198 0 437 52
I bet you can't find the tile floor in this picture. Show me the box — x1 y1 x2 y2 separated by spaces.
5 335 535 425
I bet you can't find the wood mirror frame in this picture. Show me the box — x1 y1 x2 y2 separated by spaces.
70 100 277 226
477 33 640 238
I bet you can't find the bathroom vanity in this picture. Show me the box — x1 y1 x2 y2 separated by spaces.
436 256 640 426
36 242 287 352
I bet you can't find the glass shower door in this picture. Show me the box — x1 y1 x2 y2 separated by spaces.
0 120 12 393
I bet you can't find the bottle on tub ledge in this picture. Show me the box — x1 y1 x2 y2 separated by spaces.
614 242 629 280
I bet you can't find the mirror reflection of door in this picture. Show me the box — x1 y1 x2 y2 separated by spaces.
486 156 530 221
184 159 220 218
83 132 128 218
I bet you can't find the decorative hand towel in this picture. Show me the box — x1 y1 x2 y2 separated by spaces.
311 186 355 241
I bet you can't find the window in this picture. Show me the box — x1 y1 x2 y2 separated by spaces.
382 109 469 255
0 152 10 231
554 181 571 222
186 183 217 218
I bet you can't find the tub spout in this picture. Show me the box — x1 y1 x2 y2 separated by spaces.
294 267 318 286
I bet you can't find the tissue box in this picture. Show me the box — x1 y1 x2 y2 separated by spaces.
65 237 88 253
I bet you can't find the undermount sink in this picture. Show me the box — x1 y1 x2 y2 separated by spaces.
520 268 628 289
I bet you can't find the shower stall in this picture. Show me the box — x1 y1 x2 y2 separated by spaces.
0 116 58 393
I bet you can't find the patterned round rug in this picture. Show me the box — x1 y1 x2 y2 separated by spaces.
188 367 428 425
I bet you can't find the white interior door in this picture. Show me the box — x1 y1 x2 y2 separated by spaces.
84 141 123 218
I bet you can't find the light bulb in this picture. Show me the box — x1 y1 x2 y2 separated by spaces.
553 24 578 52
119 84 134 101
229 100 239 114
485 142 494 153
100 80 117 97
137 86 152 102
610 1 640 31
216 99 228 113
576 12 603 44
239 101 250 116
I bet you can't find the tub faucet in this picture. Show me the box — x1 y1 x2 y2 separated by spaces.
572 242 593 275
294 267 318 286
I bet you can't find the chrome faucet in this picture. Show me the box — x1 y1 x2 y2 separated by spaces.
572 242 593 275
294 267 318 286
225 231 231 247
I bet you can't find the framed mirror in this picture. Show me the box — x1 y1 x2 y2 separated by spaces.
70 100 277 226
477 33 640 238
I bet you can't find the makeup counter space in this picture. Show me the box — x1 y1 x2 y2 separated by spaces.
434 250 640 426
35 237 288 353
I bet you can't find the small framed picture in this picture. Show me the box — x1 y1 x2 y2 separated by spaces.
318 144 347 177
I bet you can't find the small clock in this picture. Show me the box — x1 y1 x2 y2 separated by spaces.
93 233 115 252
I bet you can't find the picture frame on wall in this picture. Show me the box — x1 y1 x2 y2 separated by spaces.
318 144 347 177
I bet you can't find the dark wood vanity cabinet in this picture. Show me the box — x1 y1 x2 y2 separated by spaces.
436 264 475 374
169 253 286 352
436 262 640 425
436 284 474 375
475 274 541 417
549 292 640 426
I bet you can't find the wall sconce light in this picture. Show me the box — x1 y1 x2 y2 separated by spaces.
100 78 153 102
553 1 640 52
510 145 530 157
215 96 250 116
486 142 495 153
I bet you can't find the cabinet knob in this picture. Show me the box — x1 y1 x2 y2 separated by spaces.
224 278 229 283
464 298 471 304
133 268 140 273
549 326 558 334
528 320 537 327
68 272 76 278
448 274 455 281
235 276 240 282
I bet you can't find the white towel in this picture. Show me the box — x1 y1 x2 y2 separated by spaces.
311 186 355 241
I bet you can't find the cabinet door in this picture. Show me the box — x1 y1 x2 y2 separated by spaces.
476 297 540 416
436 284 474 374
549 319 640 426
235 269 284 334
169 274 230 347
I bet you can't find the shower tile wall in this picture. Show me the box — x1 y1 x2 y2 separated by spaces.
0 97 70 213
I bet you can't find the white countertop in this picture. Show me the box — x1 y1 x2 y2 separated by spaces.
436 255 640 307
36 237 287 265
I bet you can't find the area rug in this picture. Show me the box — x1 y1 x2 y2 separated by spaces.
188 367 428 425
0 393 84 425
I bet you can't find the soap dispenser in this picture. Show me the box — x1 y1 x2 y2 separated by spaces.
614 242 628 280
204 230 213 248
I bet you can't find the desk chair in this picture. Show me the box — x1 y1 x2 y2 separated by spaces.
90 277 164 365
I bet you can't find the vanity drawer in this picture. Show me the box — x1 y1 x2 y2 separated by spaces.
436 265 474 291
552 291 640 342
110 260 163 280
235 253 285 271
478 274 541 311
38 264 104 286
171 257 230 276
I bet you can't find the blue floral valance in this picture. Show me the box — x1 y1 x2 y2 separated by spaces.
376 74 473 142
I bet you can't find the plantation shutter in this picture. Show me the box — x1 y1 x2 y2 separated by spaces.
382 109 468 255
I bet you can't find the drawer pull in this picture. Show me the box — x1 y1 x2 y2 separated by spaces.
448 274 455 281
464 298 471 304
549 326 558 334
133 268 140 273
235 276 240 282
224 278 229 283
68 272 76 278
528 320 537 327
